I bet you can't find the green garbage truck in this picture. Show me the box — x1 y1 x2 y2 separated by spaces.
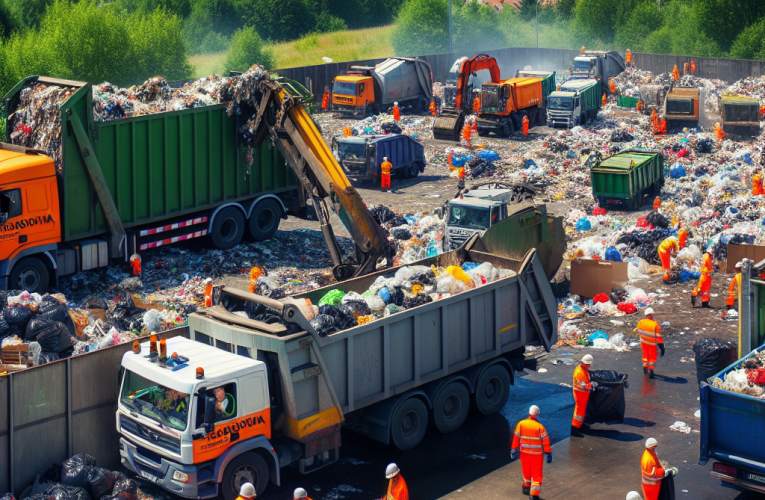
590 149 664 210
720 95 760 136
546 79 601 129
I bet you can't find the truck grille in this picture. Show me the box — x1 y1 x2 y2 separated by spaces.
449 234 468 250
121 415 181 455
334 96 353 104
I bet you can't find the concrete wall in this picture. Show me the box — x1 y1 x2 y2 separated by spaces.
0 328 189 496
276 47 765 100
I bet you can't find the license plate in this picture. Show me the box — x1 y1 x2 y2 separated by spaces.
746 472 765 484
139 470 160 483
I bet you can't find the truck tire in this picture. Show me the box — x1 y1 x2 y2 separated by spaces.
221 452 269 500
408 163 420 178
501 123 511 138
248 199 282 241
417 97 429 114
390 397 428 450
474 364 510 416
211 207 245 250
433 382 470 434
10 257 49 294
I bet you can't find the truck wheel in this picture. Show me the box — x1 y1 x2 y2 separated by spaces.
10 257 49 294
221 452 269 500
417 97 429 114
408 163 420 178
248 199 282 241
391 397 428 450
433 382 470 433
211 207 245 250
474 365 510 416
501 123 511 138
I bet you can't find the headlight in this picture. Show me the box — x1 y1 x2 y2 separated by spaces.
173 471 189 483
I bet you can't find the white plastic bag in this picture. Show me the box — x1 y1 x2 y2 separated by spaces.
143 309 162 333
676 244 701 264
394 265 430 282
364 295 386 313
436 275 469 295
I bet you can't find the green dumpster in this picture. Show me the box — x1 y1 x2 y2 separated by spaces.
590 149 664 210
617 96 640 108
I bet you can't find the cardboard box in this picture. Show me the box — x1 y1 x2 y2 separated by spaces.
726 243 765 273
570 258 629 298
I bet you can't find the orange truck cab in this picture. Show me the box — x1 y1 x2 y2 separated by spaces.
0 144 61 292
476 78 545 137
331 75 376 117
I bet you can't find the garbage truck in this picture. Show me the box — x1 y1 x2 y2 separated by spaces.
663 85 701 129
546 79 602 128
720 95 761 136
569 51 625 87
331 57 434 117
0 76 306 294
590 149 664 210
476 76 554 137
330 134 425 181
116 243 559 499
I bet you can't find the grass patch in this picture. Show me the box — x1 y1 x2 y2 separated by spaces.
189 51 228 78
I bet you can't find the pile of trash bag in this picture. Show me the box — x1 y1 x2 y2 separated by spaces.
585 370 629 425
21 454 138 500
693 338 737 384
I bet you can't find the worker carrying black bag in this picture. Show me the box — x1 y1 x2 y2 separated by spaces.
584 369 629 425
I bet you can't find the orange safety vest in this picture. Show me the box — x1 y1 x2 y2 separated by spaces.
658 237 679 255
728 273 741 303
381 161 392 176
641 448 665 486
754 174 763 195
573 364 592 392
386 474 409 500
635 319 663 347
626 50 633 63
702 253 713 273
512 417 552 455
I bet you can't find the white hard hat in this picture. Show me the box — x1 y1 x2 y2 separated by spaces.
582 354 593 365
644 307 655 316
529 405 540 416
293 488 308 499
736 261 743 269
626 492 643 500
646 437 658 449
383 156 388 160
386 463 400 479
239 483 256 498
394 101 399 106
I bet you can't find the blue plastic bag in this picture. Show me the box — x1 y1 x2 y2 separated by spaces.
576 218 592 231
478 149 500 162
604 246 622 262
452 154 468 168
588 331 609 342
462 262 479 271
525 159 538 169
378 287 391 303
670 163 686 178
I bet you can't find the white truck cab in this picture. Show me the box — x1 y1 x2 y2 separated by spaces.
444 190 513 250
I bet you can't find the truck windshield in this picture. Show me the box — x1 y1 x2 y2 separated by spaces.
725 104 754 122
448 206 489 230
481 85 500 112
337 142 365 160
573 60 591 73
121 370 189 431
667 98 693 114
548 97 573 110
332 81 357 96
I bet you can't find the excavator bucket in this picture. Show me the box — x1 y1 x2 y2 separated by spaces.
432 107 465 141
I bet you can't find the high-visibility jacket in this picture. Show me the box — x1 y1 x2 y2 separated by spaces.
236 496 255 500
636 318 662 347
692 267 712 301
702 253 713 273
573 364 592 393
754 174 763 196
641 448 665 486
386 474 409 500
727 273 741 307
658 237 678 255
381 161 392 176
511 417 552 455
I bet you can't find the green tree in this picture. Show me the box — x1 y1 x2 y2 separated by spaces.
182 6 230 54
730 17 765 60
556 0 576 19
614 2 662 51
126 9 192 81
118 0 192 19
314 11 347 33
392 0 449 56
694 0 765 54
5 0 53 30
0 0 16 37
519 0 537 22
453 2 508 52
225 26 274 72
240 0 316 41
641 2 722 57
320 0 402 29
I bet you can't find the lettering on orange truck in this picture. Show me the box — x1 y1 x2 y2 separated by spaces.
193 408 271 463
1 214 54 232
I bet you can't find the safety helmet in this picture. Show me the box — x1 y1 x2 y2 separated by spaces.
293 488 308 499
394 101 399 106
736 261 743 270
239 483 256 498
626 492 642 500
529 405 540 416
383 156 388 161
386 463 400 479
645 437 658 449
581 354 593 365
644 307 655 316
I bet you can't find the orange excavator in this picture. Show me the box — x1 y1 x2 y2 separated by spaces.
433 53 501 141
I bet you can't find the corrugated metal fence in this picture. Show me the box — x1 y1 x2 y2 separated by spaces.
0 328 189 496
276 47 765 97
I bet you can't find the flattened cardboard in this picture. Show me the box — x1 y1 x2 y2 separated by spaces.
570 258 629 298
726 244 765 273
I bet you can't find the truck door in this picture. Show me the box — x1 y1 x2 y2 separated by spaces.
0 175 60 262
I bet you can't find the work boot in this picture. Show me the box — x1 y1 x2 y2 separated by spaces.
530 495 540 500
702 301 710 308
643 367 648 375
522 486 530 495
581 423 591 431
727 304 733 310
648 369 655 379
691 295 696 307
571 425 583 437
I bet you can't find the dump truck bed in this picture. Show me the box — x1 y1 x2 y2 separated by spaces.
721 95 760 136
590 149 664 210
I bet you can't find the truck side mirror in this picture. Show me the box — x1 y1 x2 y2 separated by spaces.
0 213 7 225
204 396 216 432
434 208 443 218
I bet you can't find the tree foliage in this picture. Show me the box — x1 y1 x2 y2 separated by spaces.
225 26 274 72
392 0 449 56
730 17 765 60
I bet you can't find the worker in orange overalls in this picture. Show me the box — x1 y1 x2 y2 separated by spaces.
753 172 763 195
580 46 586 55
609 78 617 94
392 101 400 121
727 261 743 310
691 60 696 74
462 123 472 147
626 49 633 68
248 266 263 293
293 488 312 500
381 157 392 192
641 438 676 500
714 122 724 140
602 93 607 106
130 253 141 275
691 260 712 308
672 65 680 81
653 196 661 211
473 96 481 114
522 115 529 136
383 463 408 500
236 483 256 500
511 405 552 500
429 100 436 117
654 117 667 134
571 354 596 436
658 229 686 281
636 99 644 112
321 86 329 110
635 308 663 378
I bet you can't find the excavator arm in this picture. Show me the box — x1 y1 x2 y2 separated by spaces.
454 54 502 111
247 77 393 281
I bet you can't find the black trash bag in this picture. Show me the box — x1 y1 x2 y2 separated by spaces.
403 294 433 309
108 473 138 500
42 463 63 483
381 122 402 134
693 338 737 384
310 314 338 337
84 468 116 499
61 454 97 487
114 291 135 311
45 484 91 500
35 321 75 353
109 308 133 331
318 305 357 331
38 295 69 323
126 312 146 332
0 310 9 337
584 370 628 425
694 138 714 154
646 211 669 229
369 205 407 228
343 299 371 316
390 227 412 241
610 130 634 142
80 296 107 312
389 286 405 307
410 269 436 286
658 471 676 500
22 495 55 500
25 316 57 342
5 305 33 329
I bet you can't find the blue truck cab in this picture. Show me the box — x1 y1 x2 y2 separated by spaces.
331 134 425 182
